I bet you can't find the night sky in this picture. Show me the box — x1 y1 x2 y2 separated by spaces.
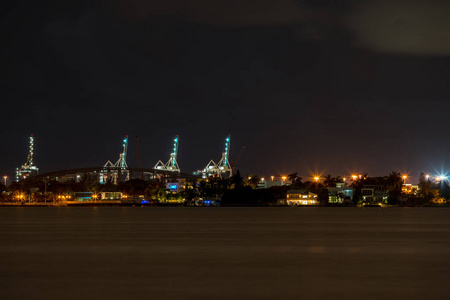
1 0 449 181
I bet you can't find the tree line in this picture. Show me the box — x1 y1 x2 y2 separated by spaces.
1 171 449 206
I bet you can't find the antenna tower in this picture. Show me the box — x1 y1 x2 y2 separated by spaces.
16 134 39 181
136 136 141 168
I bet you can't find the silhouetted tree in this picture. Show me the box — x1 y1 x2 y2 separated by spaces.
118 179 148 195
245 175 261 189
288 173 302 189
230 170 244 189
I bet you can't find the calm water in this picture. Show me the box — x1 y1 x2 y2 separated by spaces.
1 207 449 300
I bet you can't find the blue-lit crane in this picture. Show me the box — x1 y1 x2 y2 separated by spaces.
199 135 232 178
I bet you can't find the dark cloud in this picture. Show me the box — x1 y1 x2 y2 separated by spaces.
348 0 450 55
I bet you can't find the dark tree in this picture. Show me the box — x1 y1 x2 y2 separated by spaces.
288 172 302 189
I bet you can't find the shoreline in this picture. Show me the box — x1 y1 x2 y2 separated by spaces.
0 202 448 208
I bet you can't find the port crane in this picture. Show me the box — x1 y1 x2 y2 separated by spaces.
198 135 232 178
154 135 180 173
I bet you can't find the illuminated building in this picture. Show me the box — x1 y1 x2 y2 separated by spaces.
328 182 353 204
402 184 419 195
287 190 318 205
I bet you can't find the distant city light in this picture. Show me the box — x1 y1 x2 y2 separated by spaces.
437 176 448 181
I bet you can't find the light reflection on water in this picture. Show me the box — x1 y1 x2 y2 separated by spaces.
1 207 449 300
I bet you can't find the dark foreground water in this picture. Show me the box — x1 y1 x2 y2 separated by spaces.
1 207 450 300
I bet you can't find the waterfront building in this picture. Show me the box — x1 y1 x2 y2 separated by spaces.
402 183 419 195
73 192 93 201
101 192 123 200
286 190 318 205
328 182 353 204
361 185 388 204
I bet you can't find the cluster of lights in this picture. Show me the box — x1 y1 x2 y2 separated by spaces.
422 174 448 182
266 173 424 184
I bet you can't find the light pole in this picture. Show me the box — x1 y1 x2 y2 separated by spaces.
3 175 6 187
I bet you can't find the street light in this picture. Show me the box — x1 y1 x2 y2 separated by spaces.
3 175 6 187
314 176 319 182
402 175 407 184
